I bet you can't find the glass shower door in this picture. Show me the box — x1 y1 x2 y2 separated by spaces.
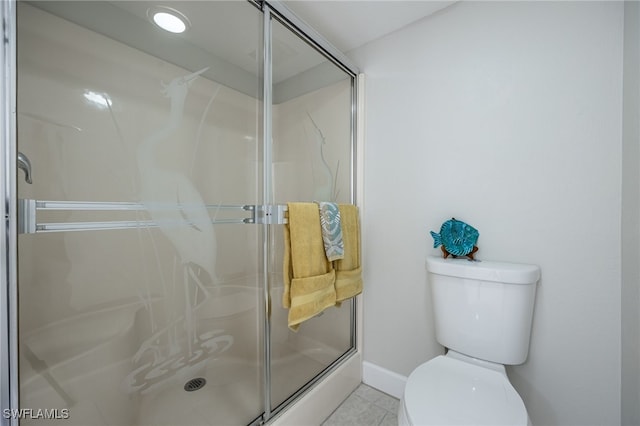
268 15 356 411
16 2 264 425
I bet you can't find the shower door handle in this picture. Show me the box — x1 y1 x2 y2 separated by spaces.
17 151 33 184
15 200 285 234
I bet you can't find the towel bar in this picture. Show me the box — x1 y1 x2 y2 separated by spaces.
18 199 288 234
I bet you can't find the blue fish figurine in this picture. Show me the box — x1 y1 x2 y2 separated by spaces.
430 218 479 260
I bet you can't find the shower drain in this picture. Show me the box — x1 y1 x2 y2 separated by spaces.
184 377 206 392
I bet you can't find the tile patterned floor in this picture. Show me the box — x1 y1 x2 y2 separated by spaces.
321 383 399 426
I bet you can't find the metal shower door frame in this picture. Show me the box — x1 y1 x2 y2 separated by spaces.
0 1 18 425
259 2 360 422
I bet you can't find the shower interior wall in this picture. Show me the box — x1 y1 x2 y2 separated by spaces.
16 3 355 425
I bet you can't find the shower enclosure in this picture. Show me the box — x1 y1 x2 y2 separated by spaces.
0 1 360 425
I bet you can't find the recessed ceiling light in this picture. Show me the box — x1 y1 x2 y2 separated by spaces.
147 6 190 34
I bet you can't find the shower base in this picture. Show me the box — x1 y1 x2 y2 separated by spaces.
20 348 333 425
137 345 336 425
18 284 357 425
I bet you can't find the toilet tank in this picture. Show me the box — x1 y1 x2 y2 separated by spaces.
426 256 540 365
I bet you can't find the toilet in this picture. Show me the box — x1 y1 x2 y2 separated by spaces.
398 256 540 426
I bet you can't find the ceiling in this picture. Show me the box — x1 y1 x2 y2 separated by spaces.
281 1 457 53
27 0 455 102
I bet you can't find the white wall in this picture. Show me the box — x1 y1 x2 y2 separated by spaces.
349 2 624 425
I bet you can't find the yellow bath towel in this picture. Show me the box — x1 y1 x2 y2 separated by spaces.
283 203 337 331
334 204 363 303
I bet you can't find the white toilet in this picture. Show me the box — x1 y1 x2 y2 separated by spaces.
398 256 540 426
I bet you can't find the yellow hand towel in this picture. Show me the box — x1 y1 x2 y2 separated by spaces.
334 204 363 303
283 203 337 331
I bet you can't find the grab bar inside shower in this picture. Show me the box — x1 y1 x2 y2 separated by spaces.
18 199 288 234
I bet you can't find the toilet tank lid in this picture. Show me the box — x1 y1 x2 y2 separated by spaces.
426 256 540 285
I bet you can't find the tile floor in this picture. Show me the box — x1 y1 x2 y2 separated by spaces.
321 383 399 426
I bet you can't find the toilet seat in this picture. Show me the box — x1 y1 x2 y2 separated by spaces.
400 355 528 426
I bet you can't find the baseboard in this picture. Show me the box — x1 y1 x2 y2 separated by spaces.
362 361 407 400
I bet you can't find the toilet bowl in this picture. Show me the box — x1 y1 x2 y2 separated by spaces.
398 352 528 426
399 256 540 426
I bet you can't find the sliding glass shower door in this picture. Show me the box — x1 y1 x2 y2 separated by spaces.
3 1 358 425
16 2 265 425
268 15 356 411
